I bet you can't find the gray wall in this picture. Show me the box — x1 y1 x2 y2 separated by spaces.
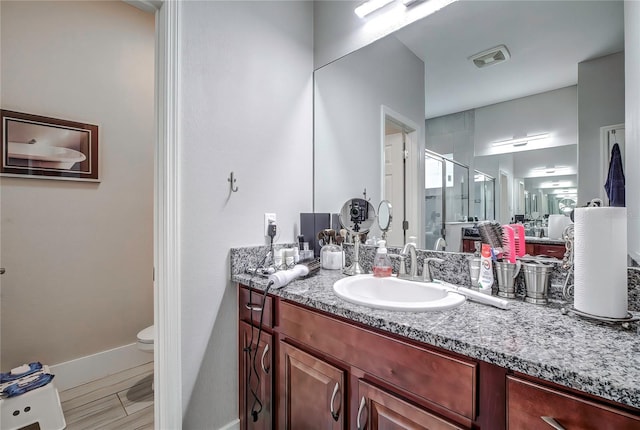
625 0 640 263
179 2 313 428
0 1 154 368
314 35 425 214
577 52 625 204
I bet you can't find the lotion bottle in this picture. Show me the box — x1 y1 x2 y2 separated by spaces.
372 240 393 277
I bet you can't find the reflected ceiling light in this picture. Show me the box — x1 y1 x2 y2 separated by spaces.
491 133 551 148
469 45 511 68
355 0 395 18
531 165 571 176
403 0 426 7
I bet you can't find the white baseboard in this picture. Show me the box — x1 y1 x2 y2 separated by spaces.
50 343 153 391
218 418 240 430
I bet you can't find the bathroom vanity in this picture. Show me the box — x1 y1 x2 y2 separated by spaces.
234 268 640 430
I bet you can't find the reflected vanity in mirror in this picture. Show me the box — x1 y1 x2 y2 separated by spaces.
314 0 632 258
339 198 376 275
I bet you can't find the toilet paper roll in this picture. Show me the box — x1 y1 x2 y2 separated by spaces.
573 207 628 318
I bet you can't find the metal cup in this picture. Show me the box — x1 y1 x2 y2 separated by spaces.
522 261 553 304
469 257 481 287
495 260 521 298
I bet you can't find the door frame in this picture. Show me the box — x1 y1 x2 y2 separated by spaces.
152 1 182 428
380 106 423 247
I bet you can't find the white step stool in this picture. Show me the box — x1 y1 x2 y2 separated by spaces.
1 382 66 430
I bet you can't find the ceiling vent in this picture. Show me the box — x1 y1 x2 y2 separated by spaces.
469 45 510 69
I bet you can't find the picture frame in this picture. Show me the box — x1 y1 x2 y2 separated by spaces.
1 110 99 182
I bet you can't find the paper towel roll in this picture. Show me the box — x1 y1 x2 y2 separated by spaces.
573 207 628 318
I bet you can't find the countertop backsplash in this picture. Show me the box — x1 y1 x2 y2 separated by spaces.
230 244 640 312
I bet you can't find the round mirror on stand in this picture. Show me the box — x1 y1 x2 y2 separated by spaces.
339 198 376 275
377 200 392 241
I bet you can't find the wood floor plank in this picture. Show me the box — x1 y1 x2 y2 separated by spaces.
59 362 153 403
63 394 127 430
117 374 154 415
96 405 154 430
61 367 153 411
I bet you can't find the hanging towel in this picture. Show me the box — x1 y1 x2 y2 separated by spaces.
604 143 625 207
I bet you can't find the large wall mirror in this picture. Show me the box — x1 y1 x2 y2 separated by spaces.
314 0 627 253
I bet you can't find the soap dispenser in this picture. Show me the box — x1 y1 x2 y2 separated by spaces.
373 240 393 277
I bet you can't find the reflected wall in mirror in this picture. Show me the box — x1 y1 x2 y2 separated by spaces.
314 0 629 253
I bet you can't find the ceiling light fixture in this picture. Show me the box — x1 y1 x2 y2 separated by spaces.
469 45 511 69
354 0 395 18
491 133 551 148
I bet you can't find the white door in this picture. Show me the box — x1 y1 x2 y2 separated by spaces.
384 132 406 246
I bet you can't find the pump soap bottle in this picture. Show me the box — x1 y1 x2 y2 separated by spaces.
372 240 393 277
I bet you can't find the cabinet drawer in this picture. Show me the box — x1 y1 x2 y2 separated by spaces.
279 302 477 421
239 286 274 328
507 376 640 429
534 244 565 259
357 380 465 430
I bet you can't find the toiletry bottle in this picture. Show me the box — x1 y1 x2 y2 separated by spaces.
372 240 393 277
321 231 343 270
478 243 494 294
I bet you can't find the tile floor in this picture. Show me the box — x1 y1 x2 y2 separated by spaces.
59 362 154 430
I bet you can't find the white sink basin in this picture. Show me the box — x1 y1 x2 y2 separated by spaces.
8 142 86 169
333 275 465 312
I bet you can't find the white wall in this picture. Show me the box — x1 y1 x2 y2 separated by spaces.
474 86 578 157
314 35 425 215
625 1 640 263
0 1 154 367
577 52 625 204
178 2 313 428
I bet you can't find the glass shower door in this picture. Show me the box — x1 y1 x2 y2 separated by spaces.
424 153 444 250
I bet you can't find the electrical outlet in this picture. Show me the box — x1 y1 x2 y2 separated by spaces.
264 213 277 236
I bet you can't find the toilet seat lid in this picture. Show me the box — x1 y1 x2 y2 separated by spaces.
137 325 154 343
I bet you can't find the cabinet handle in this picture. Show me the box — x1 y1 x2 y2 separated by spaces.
356 396 366 430
260 343 270 374
245 303 263 312
330 381 340 421
541 416 566 430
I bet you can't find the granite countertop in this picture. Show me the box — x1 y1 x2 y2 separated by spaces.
232 269 640 410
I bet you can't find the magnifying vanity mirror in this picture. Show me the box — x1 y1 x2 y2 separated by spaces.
377 200 393 240
339 198 376 275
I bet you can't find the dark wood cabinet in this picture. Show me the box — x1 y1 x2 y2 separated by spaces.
507 376 640 430
356 380 465 430
278 341 346 430
239 321 273 430
238 284 640 430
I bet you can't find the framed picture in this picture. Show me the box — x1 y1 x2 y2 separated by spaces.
1 110 99 182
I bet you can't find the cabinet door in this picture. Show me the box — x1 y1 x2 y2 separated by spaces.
356 380 465 430
507 376 640 430
239 321 273 430
278 341 346 430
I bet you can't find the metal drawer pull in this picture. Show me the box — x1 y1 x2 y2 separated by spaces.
330 381 340 421
356 396 366 430
541 416 566 429
260 343 270 374
245 303 263 312
0 268 5 275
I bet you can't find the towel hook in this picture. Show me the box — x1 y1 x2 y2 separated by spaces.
228 171 239 193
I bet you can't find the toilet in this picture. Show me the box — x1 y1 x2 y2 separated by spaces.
136 325 154 352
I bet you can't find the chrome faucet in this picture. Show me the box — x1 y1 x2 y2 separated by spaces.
434 238 447 251
400 241 419 280
422 257 445 282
